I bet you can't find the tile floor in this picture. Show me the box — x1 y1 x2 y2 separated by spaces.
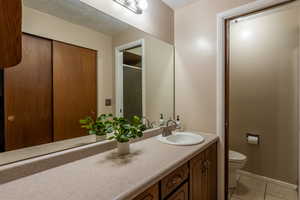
229 174 298 200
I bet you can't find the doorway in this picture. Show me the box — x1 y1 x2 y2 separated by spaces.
115 40 146 120
224 1 299 200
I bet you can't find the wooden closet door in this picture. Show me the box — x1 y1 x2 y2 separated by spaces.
5 34 53 151
53 41 97 141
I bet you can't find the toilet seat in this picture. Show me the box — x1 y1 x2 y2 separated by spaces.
229 150 247 188
229 150 247 163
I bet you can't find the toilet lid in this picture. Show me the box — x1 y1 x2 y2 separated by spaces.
229 150 246 162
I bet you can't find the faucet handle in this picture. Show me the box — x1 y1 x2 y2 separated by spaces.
166 119 177 127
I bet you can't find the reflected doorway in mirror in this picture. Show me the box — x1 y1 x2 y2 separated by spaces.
115 39 146 121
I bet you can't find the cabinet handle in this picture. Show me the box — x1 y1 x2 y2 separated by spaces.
205 160 211 168
167 175 183 189
205 160 211 175
201 160 211 174
172 176 182 185
201 160 206 174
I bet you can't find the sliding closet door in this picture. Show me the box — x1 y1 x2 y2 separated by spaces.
53 41 97 141
4 34 53 151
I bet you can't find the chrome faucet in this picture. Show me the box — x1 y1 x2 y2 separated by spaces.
162 119 177 137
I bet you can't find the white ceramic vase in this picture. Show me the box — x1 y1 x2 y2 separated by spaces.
117 142 130 155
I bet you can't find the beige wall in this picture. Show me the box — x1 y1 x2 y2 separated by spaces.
174 0 255 133
22 7 114 115
229 6 299 184
113 28 174 122
80 0 174 44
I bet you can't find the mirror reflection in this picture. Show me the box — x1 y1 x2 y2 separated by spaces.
0 0 174 165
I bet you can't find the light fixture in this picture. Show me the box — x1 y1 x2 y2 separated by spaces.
113 0 148 14
125 0 135 6
137 0 148 11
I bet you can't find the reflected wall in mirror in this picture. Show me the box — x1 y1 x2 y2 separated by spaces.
114 31 174 123
0 0 174 165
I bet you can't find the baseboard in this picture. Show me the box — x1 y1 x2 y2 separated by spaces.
237 170 298 191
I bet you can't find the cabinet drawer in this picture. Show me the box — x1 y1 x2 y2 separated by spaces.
161 163 189 199
133 184 159 200
166 182 189 200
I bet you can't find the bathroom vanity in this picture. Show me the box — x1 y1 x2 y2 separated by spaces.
134 141 217 200
0 132 218 200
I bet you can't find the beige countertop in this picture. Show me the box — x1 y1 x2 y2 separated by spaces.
0 132 218 200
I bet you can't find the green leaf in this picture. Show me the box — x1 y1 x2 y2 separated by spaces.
107 136 115 140
79 113 144 143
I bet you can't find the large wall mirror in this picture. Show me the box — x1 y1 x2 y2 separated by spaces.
0 0 174 165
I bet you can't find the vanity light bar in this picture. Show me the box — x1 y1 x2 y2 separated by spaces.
113 0 143 14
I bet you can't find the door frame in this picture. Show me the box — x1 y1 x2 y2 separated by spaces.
216 0 296 199
115 39 146 118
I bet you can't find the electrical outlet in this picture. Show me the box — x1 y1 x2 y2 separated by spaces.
105 99 112 106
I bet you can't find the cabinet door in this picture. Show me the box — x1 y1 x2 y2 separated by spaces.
206 143 217 200
53 41 97 141
133 184 159 200
0 0 22 68
5 34 53 151
190 143 218 200
190 150 207 200
166 182 189 200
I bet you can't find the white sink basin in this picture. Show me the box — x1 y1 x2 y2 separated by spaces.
156 132 205 146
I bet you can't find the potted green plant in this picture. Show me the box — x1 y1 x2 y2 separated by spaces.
79 114 113 142
107 115 145 155
80 114 145 155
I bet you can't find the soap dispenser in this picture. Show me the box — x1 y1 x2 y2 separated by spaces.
175 115 183 131
159 113 165 126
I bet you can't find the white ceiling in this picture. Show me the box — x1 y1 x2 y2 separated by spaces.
161 0 199 9
23 0 130 36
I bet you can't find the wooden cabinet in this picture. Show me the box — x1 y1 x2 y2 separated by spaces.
190 143 217 200
0 0 22 68
134 142 217 200
166 182 189 200
134 184 159 200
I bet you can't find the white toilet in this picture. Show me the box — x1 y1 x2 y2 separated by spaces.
229 150 247 188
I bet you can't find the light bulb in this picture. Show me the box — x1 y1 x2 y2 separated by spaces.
137 0 148 11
